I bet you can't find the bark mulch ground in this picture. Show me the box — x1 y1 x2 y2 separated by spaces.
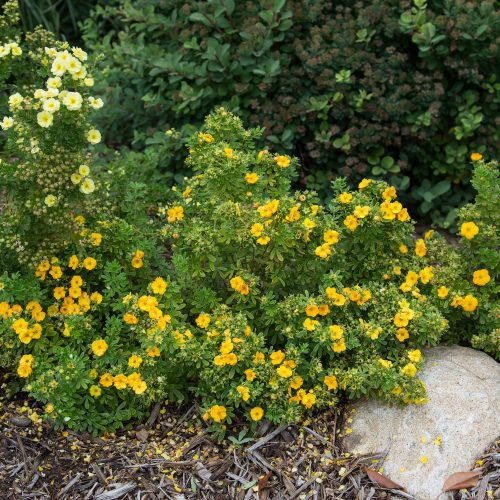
0 393 498 499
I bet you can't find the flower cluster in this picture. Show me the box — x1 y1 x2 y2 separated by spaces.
0 14 103 266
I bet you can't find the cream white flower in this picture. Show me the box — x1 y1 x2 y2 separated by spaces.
71 173 82 184
46 88 59 98
37 111 53 128
88 97 104 109
63 91 83 110
79 164 90 177
72 47 88 61
43 98 60 113
8 93 23 109
0 45 10 57
44 194 57 207
46 77 61 89
0 116 14 130
66 56 82 75
87 129 101 144
80 178 95 194
11 45 22 56
73 66 87 80
34 89 47 99
83 77 94 87
51 57 66 76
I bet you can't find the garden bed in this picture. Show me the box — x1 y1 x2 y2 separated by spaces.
1 390 498 499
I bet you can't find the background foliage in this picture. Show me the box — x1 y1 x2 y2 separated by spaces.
81 0 500 226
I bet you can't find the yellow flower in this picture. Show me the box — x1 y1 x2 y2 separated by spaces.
329 325 344 340
113 374 128 389
122 312 138 325
196 313 211 329
378 358 393 369
151 277 168 294
461 294 478 312
470 153 482 161
358 178 371 190
437 286 449 298
382 186 397 200
275 155 290 168
270 350 285 365
224 146 235 158
401 363 417 378
339 192 352 204
90 232 102 246
396 328 409 342
285 206 300 222
250 407 264 421
251 223 264 237
99 373 114 387
415 239 427 257
344 215 358 231
49 265 63 279
89 385 102 398
167 205 184 222
323 230 340 244
472 269 490 286
277 365 293 378
315 243 331 259
305 304 319 317
332 339 346 352
290 376 303 390
303 318 319 331
318 303 330 316
83 257 97 270
128 354 143 368
303 218 316 229
324 375 338 390
143 345 159 358
209 405 227 423
68 255 79 270
420 456 428 464
245 172 259 184
236 385 250 401
230 276 250 295
353 205 370 219
17 363 32 378
408 349 422 363
399 243 408 254
53 286 66 300
460 221 479 240
245 369 256 381
198 132 214 143
91 339 108 357
301 392 316 408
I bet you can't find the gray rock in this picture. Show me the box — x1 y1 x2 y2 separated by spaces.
343 346 500 499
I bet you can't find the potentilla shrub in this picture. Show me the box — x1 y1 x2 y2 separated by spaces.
424 157 499 359
0 108 450 435
161 109 446 430
82 0 499 226
0 0 104 268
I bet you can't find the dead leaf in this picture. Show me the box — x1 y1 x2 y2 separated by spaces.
135 429 149 442
258 471 272 499
363 467 405 490
443 471 481 491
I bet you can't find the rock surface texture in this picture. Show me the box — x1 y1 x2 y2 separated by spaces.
343 346 500 499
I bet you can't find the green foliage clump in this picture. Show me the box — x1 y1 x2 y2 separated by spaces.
0 106 452 434
82 0 499 225
425 158 499 359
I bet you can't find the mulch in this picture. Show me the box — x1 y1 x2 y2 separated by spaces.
0 391 498 499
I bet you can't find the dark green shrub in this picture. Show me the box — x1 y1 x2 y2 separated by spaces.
82 0 499 226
